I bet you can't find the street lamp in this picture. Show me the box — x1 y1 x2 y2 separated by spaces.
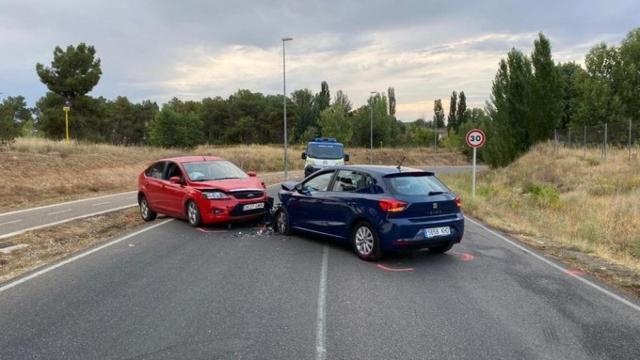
369 91 377 164
282 37 293 180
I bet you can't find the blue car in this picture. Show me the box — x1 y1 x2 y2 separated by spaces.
274 165 464 260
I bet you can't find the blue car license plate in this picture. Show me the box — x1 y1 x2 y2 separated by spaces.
424 226 451 238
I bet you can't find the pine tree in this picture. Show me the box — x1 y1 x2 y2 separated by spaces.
530 33 563 142
447 91 457 133
456 91 467 130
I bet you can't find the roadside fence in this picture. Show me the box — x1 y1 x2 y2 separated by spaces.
553 120 640 160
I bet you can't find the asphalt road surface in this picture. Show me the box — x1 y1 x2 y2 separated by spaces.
0 165 485 241
1 182 639 360
0 192 138 240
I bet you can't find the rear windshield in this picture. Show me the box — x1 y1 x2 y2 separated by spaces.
307 143 344 159
387 175 450 196
183 160 248 182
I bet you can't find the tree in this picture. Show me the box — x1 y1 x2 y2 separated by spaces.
36 43 102 100
558 62 586 129
388 87 396 117
432 99 445 128
334 90 352 114
618 28 640 121
0 96 30 143
456 91 467 129
315 81 331 113
447 91 457 132
149 107 203 148
200 97 229 143
318 102 353 144
291 89 316 141
530 33 563 142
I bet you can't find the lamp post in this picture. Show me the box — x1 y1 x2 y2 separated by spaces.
282 37 293 179
369 91 378 164
63 100 71 144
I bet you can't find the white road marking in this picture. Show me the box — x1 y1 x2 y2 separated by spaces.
466 217 640 313
0 203 138 240
0 219 173 293
0 219 22 226
47 209 72 216
0 191 137 217
315 245 328 360
92 202 111 207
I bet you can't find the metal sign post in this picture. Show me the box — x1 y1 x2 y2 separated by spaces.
465 129 486 198
63 101 71 145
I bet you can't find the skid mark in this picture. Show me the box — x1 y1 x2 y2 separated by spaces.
376 264 414 272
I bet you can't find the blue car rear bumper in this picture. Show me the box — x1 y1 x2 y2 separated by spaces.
377 213 465 251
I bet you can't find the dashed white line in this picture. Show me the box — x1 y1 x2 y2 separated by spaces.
315 245 328 360
92 202 111 207
0 219 22 226
0 219 174 293
47 209 72 216
466 217 640 313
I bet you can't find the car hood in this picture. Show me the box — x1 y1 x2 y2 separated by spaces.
190 177 264 192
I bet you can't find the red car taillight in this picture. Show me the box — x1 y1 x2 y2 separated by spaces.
378 198 408 213
454 195 462 208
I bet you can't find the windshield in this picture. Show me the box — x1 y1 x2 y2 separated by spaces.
387 175 450 196
307 143 344 159
182 160 248 182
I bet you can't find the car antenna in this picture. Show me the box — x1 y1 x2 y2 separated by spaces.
396 156 406 171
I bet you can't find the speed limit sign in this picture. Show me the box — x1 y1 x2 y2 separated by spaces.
465 128 486 198
465 129 486 148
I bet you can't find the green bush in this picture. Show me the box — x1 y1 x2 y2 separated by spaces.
523 182 561 207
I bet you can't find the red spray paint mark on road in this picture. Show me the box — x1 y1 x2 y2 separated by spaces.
565 269 585 277
197 227 227 233
453 252 475 262
376 264 414 272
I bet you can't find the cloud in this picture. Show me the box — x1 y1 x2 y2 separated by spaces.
1 0 639 122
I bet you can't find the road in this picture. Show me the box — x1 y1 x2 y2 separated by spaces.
0 192 138 240
1 183 639 359
0 165 484 241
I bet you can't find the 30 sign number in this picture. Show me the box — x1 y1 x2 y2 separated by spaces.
465 129 486 148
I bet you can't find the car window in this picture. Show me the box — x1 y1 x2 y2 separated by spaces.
388 175 449 195
303 171 334 192
145 162 165 179
333 170 376 193
182 160 248 182
165 162 183 180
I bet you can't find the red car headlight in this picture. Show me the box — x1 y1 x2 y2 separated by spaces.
202 191 229 200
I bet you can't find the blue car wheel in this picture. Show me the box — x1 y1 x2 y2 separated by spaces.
275 207 291 236
352 221 382 261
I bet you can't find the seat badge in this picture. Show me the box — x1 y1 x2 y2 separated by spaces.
433 203 438 209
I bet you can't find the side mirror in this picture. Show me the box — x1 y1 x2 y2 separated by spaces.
281 181 297 191
169 176 183 185
247 171 257 177
294 183 308 194
301 152 307 160
344 154 350 162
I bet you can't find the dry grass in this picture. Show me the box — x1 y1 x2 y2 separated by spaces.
440 143 640 295
0 207 144 283
0 137 466 211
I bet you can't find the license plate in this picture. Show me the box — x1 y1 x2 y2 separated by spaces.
425 226 451 238
242 202 265 211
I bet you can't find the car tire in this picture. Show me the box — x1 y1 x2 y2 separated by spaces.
275 207 291 236
186 200 202 227
352 221 382 261
139 195 157 222
429 242 454 254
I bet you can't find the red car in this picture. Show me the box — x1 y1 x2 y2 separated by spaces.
137 156 270 226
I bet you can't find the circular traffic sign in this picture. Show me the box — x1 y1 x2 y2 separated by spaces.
465 129 486 148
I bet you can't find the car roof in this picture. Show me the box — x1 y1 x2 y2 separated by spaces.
325 164 427 175
158 155 223 163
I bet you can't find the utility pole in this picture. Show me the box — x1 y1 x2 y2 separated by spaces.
282 37 293 179
63 100 71 144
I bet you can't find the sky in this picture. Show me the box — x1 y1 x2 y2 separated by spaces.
0 0 638 121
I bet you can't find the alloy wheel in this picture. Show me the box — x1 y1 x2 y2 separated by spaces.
188 202 198 225
355 226 374 256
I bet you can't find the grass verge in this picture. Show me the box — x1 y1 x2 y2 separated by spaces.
0 138 466 212
440 143 640 297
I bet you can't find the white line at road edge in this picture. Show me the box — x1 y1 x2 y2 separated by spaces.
0 191 137 217
0 219 174 294
466 217 640 313
0 204 138 240
315 245 328 360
